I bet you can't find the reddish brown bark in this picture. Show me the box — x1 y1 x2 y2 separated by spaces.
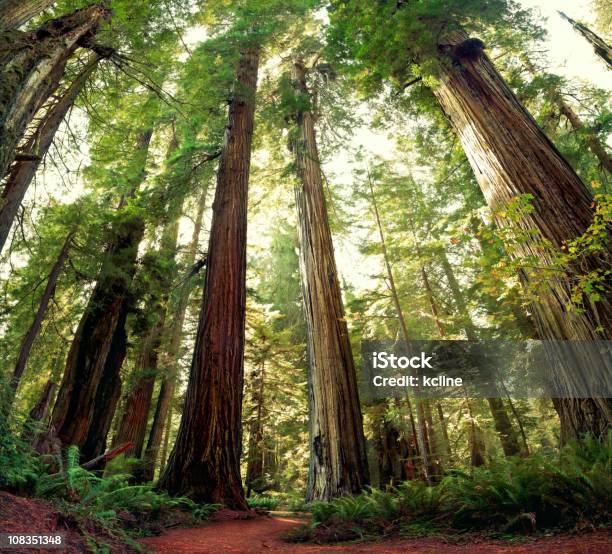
433 33 611 441
158 46 260 509
80 299 129 462
290 59 369 501
50 131 151 450
0 0 54 31
141 184 209 482
0 54 100 253
0 5 108 181
113 215 180 479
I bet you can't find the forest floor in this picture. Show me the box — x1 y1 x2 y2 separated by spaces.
140 511 612 554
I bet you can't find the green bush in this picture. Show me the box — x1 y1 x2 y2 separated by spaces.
247 493 280 510
35 446 220 525
301 436 611 542
0 387 41 493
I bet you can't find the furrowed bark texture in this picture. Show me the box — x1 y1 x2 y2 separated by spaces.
559 11 612 70
0 54 100 253
141 186 208 482
80 300 129 461
11 230 73 394
0 0 54 31
50 131 151 449
432 33 611 441
158 46 260 509
290 60 368 502
114 217 179 480
0 5 108 181
245 361 266 496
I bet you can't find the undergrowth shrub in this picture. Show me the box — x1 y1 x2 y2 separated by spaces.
0 384 40 493
35 446 219 528
292 435 611 543
247 493 280 510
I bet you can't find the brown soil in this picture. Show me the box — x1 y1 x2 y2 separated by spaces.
0 492 131 553
140 513 612 554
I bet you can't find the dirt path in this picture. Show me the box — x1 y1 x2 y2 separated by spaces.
140 515 611 554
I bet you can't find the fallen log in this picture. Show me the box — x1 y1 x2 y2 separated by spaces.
81 441 134 471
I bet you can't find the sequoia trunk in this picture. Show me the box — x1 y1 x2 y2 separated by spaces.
50 130 151 449
114 217 179 480
433 33 611 441
80 300 129 462
0 5 108 181
158 45 260 509
141 184 208 482
558 11 612 69
0 54 100 253
290 59 368 501
0 0 54 31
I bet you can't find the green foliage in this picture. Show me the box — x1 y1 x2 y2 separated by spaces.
247 493 280 510
35 446 218 523
0 387 40 493
299 436 611 542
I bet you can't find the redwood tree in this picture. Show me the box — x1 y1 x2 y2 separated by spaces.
0 53 101 253
158 45 260 509
0 5 108 181
10 230 74 395
431 31 611 441
328 2 611 442
50 130 152 450
0 0 54 31
288 59 369 501
142 184 209 481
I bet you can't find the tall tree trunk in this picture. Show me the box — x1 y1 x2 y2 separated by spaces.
439 248 521 456
0 54 100 253
28 380 57 424
80 299 129 462
367 170 433 482
50 130 151 449
502 387 530 455
23 379 57 449
246 360 266 496
465 397 486 467
433 32 611 441
114 217 179 480
0 0 54 31
436 402 452 458
159 399 173 474
289 59 368 501
558 11 612 69
0 5 108 181
158 45 260 509
141 184 209 482
11 230 73 394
